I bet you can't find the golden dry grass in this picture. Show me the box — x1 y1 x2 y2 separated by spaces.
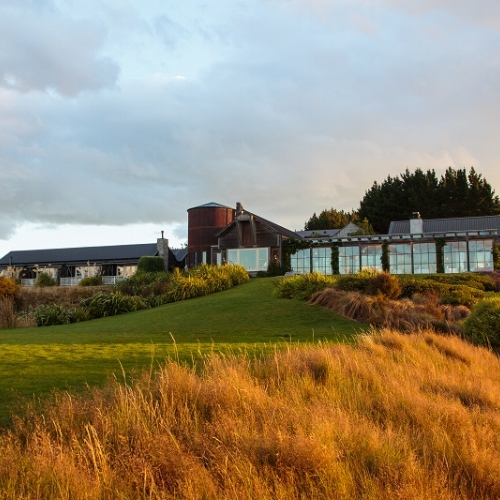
1 330 500 499
309 288 470 332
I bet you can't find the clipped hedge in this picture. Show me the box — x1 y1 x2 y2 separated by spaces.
137 256 165 273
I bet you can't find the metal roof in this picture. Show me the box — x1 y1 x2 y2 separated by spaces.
295 229 340 238
187 201 233 211
0 243 159 268
389 215 500 235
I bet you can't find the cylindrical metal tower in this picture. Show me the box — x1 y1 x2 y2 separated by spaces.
187 202 234 267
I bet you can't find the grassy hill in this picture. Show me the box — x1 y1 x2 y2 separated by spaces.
0 278 366 426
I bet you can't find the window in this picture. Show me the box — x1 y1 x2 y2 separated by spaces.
389 243 412 274
443 241 467 273
290 248 311 274
413 242 437 274
227 248 269 272
361 245 382 272
312 247 332 275
468 239 493 271
339 246 360 274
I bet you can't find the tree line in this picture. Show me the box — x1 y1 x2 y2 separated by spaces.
305 167 500 234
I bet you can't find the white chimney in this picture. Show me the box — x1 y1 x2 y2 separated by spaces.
409 212 423 234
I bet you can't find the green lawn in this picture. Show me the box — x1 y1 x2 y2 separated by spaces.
0 278 367 426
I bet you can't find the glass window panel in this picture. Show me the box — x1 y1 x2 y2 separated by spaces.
361 245 382 271
443 241 467 273
312 247 332 275
228 250 238 264
290 248 310 274
413 242 437 274
468 239 493 271
389 243 412 274
227 248 269 272
339 246 360 274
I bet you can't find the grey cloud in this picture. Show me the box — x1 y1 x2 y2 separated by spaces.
0 5 119 96
1 0 499 243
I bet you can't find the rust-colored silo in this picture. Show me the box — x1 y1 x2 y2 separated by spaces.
187 202 234 267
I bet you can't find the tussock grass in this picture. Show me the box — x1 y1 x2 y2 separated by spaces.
1 330 500 499
309 288 469 333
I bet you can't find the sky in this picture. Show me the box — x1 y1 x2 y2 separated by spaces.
2 0 500 257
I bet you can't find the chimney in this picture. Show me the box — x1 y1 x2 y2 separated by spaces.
157 234 169 270
409 212 423 234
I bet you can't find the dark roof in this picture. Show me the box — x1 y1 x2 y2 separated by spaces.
187 201 233 211
0 243 159 268
389 215 500 235
216 209 300 240
171 247 188 262
296 229 341 239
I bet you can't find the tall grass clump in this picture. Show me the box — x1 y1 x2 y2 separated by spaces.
274 272 337 300
1 330 500 499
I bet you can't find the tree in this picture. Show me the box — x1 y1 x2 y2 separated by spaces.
358 167 500 233
304 209 358 231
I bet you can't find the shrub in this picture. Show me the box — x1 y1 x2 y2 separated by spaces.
115 271 170 297
168 276 210 302
0 276 19 297
78 276 102 287
419 273 496 292
439 286 484 308
223 264 250 286
266 260 288 277
34 304 73 326
35 272 57 287
137 256 165 273
462 298 500 348
334 274 371 293
80 292 138 319
365 272 402 299
274 273 337 300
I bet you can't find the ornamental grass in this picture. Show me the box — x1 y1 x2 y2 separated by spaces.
1 329 500 499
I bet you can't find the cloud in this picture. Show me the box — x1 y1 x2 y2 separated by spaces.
0 0 500 249
0 3 119 95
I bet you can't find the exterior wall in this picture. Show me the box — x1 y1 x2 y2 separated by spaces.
290 236 496 275
187 205 234 267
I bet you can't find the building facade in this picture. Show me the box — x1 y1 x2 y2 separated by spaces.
289 213 499 275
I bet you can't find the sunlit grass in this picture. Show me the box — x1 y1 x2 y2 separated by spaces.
0 278 365 426
1 329 499 499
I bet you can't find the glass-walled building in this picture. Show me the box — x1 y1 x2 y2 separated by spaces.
290 234 495 275
290 214 499 275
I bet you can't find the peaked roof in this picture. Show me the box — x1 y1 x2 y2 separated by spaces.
0 243 159 268
296 222 362 240
389 215 500 235
216 208 300 240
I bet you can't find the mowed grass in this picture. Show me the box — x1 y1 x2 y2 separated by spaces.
0 278 366 426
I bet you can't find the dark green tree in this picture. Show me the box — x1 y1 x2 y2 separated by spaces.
358 167 500 233
304 209 357 230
